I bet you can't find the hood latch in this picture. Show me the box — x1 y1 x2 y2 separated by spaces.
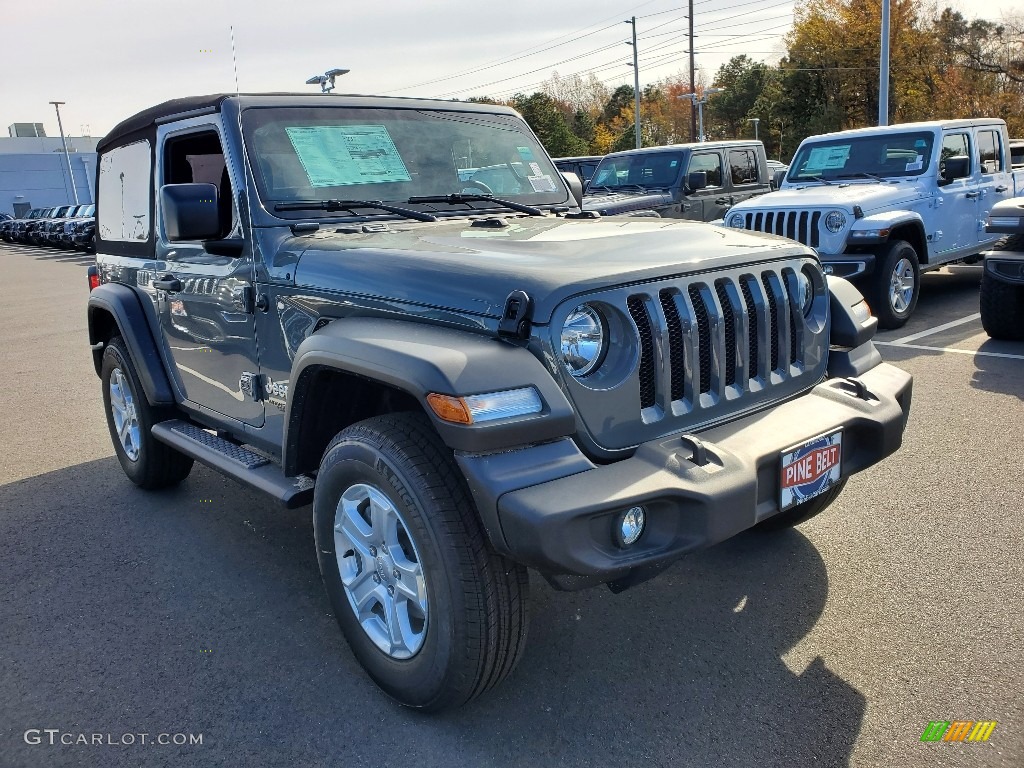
498 290 533 340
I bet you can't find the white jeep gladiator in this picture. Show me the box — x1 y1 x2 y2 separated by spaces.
724 120 1024 328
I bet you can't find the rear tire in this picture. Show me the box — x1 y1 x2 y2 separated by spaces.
866 239 920 329
755 479 848 531
313 412 529 711
980 271 1024 340
101 336 194 489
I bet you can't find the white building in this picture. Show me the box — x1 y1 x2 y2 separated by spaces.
0 132 98 216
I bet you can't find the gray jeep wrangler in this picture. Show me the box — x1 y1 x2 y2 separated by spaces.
980 198 1024 339
87 94 913 711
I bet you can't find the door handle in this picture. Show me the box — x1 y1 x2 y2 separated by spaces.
715 197 733 205
153 275 182 291
964 191 979 199
995 185 1008 192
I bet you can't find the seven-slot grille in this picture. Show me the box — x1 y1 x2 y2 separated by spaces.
628 268 806 413
740 210 822 248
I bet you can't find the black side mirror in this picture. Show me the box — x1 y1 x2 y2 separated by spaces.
160 183 221 242
560 171 583 207
939 156 970 185
772 169 787 189
687 171 708 191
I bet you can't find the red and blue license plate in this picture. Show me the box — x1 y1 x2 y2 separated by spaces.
779 431 843 511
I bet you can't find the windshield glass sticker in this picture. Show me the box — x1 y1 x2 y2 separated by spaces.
806 145 851 171
905 155 924 172
285 125 412 187
529 162 543 176
517 146 535 161
528 174 557 192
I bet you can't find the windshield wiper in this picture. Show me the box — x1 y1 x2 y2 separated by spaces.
407 194 544 216
802 175 834 185
274 199 437 222
842 171 893 182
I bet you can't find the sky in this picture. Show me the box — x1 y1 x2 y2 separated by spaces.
3 0 1024 139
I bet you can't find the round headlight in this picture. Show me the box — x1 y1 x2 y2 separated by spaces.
796 269 814 316
824 210 847 233
727 212 745 228
561 304 606 377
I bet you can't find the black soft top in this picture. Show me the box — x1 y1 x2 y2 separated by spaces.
97 93 522 154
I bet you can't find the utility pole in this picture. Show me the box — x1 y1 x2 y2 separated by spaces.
49 101 79 205
879 0 890 125
624 17 641 149
748 117 760 141
688 0 696 142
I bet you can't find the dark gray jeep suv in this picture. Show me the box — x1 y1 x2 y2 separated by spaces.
87 93 912 711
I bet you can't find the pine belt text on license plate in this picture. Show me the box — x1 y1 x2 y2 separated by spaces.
779 431 842 511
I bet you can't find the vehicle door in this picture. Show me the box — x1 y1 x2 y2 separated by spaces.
974 127 1011 247
934 130 978 256
727 148 764 207
684 150 727 221
152 120 264 426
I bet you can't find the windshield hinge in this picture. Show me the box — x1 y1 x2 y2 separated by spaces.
498 290 533 340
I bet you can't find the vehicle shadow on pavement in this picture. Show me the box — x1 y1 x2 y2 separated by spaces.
971 341 1024 399
0 458 861 768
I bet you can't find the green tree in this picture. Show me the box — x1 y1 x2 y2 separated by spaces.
511 92 588 157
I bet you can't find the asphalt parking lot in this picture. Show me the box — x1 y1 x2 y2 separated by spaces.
1 241 1021 768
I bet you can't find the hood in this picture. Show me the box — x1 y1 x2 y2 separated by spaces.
582 190 673 216
291 216 809 324
733 181 924 214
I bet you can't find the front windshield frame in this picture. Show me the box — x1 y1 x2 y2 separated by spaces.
787 131 936 182
588 151 686 191
240 106 570 218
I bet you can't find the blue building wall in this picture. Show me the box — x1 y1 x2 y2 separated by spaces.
0 151 96 216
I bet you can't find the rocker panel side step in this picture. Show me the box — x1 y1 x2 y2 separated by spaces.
152 420 314 508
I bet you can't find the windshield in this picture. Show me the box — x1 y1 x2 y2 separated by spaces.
589 151 684 191
788 131 935 182
241 107 568 215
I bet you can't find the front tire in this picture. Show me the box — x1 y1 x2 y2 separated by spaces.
867 239 920 329
101 336 194 489
313 413 529 711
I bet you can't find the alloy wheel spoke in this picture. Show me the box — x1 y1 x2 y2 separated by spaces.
385 594 412 656
392 559 427 608
347 568 383 615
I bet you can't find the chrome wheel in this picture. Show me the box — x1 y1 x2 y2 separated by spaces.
889 257 916 314
334 483 428 659
109 368 141 462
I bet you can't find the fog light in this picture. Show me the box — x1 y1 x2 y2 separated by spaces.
615 506 646 548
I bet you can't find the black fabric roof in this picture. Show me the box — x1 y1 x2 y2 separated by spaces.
97 94 232 153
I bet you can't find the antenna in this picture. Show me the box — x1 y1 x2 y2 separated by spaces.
228 25 256 276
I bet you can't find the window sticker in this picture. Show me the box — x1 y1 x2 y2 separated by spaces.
528 174 557 192
517 146 535 161
529 162 543 176
806 145 851 170
285 125 412 187
905 155 923 172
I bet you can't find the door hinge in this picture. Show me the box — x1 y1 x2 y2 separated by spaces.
239 372 263 401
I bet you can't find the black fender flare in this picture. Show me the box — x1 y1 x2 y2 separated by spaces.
283 318 576 473
87 283 175 405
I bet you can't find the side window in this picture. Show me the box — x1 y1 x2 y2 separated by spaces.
939 133 971 182
97 140 152 242
163 130 234 239
728 150 759 185
688 153 723 187
977 130 1002 174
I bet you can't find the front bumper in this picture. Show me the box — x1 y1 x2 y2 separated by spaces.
821 253 876 279
478 362 911 581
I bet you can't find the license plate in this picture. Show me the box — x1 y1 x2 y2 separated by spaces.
779 431 843 511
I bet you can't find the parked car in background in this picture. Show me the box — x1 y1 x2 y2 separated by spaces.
28 206 75 245
14 207 53 243
72 219 96 252
56 204 95 248
553 155 603 184
766 159 789 189
0 213 14 241
582 140 772 221
979 197 1024 339
724 119 1024 328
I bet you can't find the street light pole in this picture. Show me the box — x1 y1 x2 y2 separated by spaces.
748 117 760 141
680 88 724 142
306 68 350 93
49 101 78 205
624 17 641 149
879 0 891 126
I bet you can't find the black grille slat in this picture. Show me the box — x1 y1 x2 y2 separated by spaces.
627 297 656 408
715 281 737 387
688 286 712 394
740 277 760 378
810 211 821 247
761 274 780 371
785 212 796 240
659 291 686 401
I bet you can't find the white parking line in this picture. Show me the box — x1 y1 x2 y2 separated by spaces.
889 313 981 344
874 341 1024 360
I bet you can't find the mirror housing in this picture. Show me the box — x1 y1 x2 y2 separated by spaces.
560 171 583 208
772 169 787 189
939 156 970 186
160 183 221 242
687 171 708 191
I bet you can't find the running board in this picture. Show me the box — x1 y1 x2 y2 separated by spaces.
151 420 314 508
